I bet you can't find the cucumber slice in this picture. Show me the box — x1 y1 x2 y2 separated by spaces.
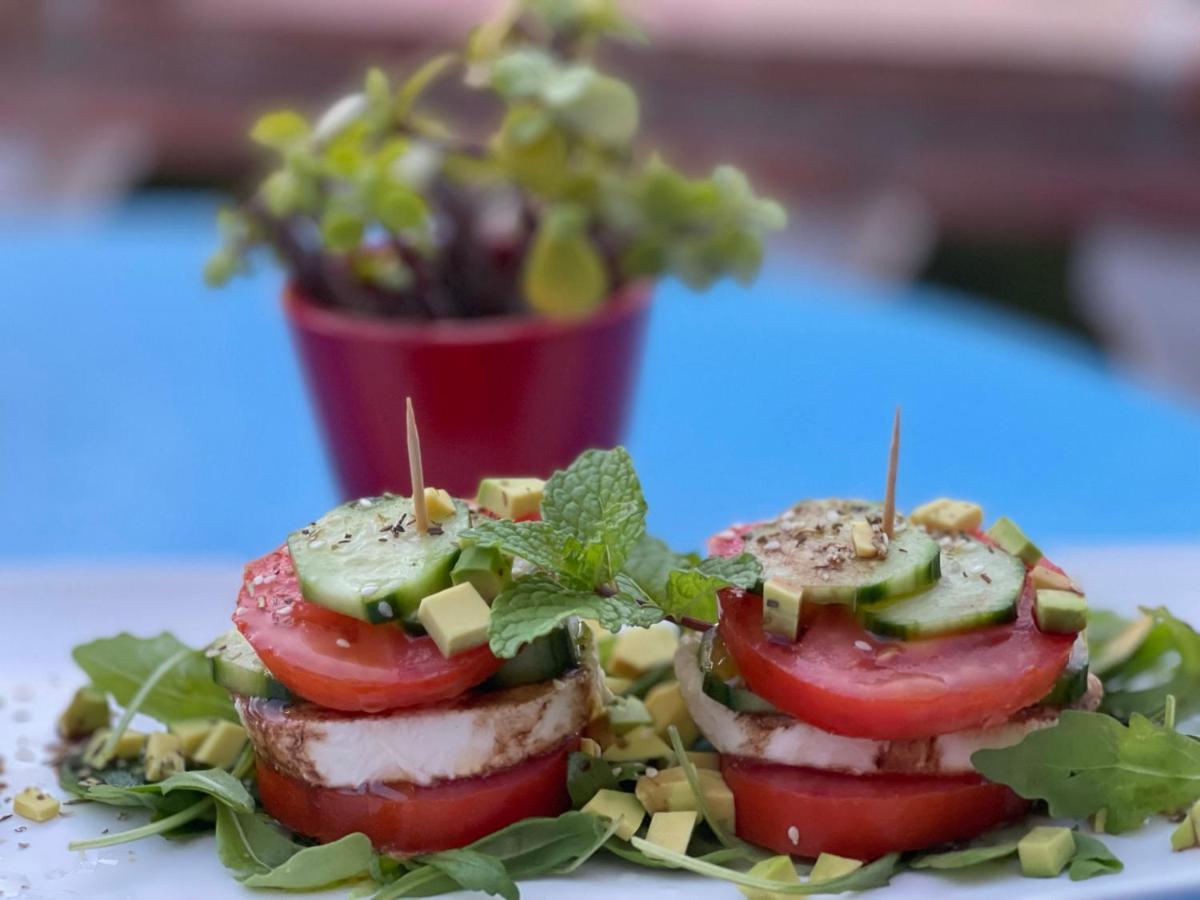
697 629 781 714
860 536 1026 639
287 495 470 623
208 629 290 701
1039 633 1089 707
744 500 940 607
488 626 579 689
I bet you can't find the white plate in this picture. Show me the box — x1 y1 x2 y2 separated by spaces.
4 548 1200 899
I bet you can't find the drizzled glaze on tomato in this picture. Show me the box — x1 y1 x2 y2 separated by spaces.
711 527 1075 740
235 547 503 713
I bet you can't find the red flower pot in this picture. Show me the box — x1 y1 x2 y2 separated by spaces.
284 283 652 500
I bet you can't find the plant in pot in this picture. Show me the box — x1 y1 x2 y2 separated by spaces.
206 0 786 499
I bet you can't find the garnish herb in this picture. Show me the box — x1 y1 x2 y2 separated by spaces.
1094 607 1200 722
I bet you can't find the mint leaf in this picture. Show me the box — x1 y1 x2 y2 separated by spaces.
972 710 1200 832
660 553 761 624
542 447 647 581
465 518 576 575
489 575 662 658
418 849 517 900
622 534 698 599
1068 832 1123 881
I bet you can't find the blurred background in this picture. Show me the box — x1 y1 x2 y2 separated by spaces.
4 0 1200 562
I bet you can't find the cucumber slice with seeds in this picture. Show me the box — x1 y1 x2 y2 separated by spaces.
860 535 1025 639
209 629 290 701
488 626 579 689
697 629 781 714
744 499 940 607
288 495 469 623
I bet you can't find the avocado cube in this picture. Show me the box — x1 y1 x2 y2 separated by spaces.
145 732 186 783
418 582 492 658
603 726 672 763
911 498 984 533
608 626 679 679
579 737 603 758
192 720 247 769
608 696 655 734
1017 826 1075 877
738 855 800 900
13 787 59 823
476 477 545 520
645 810 698 855
86 728 147 760
762 579 802 641
850 520 878 559
57 686 110 739
581 789 645 840
810 852 863 883
605 676 633 695
644 681 700 747
450 544 513 601
634 767 736 831
1030 564 1075 592
1171 816 1196 851
423 487 457 523
987 516 1043 566
170 718 219 758
686 751 721 771
1035 589 1088 634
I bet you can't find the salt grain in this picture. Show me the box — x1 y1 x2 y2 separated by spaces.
336 638 351 649
377 601 393 619
787 826 800 845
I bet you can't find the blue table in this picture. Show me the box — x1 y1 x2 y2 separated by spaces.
3 192 1199 560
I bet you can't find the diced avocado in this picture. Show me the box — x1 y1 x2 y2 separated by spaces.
608 696 655 734
1035 589 1088 634
1030 563 1075 592
423 487 457 523
605 676 633 695
417 582 492 658
1017 826 1075 877
911 498 984 533
987 516 1043 566
1091 808 1108 834
579 737 603 758
476 477 545 520
686 751 721 771
449 544 513 601
57 686 110 739
608 625 679 679
86 728 147 760
738 855 800 900
602 726 672 763
1092 614 1154 676
192 720 247 769
644 681 700 747
144 732 186 783
170 718 219 758
581 789 645 840
762 578 802 641
634 767 736 831
810 852 863 883
1171 816 1196 851
645 810 697 855
13 787 59 823
850 520 878 559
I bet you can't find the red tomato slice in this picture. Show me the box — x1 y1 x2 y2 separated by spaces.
256 743 575 854
235 547 503 713
721 755 1028 859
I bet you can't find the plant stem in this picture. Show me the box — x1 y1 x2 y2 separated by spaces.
86 648 191 769
69 797 214 852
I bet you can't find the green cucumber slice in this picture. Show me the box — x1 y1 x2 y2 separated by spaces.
287 495 470 623
1039 633 1089 707
208 629 290 701
860 536 1026 639
744 500 940 607
488 626 579 689
697 629 781 714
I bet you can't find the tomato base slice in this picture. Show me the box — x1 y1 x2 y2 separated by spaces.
721 755 1028 859
256 741 577 855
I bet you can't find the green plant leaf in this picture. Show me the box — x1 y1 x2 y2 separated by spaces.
553 73 639 146
464 518 576 573
321 208 366 253
241 832 375 890
417 849 517 900
250 110 311 150
1069 832 1123 881
566 751 643 808
659 553 761 624
1100 607 1200 721
972 710 1200 833
489 48 558 100
523 206 609 318
376 187 428 233
215 806 302 878
72 633 236 725
621 535 699 601
910 840 1019 870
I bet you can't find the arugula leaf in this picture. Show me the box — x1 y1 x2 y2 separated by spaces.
241 832 376 890
566 751 643 808
215 806 302 878
418 849 517 900
541 447 647 580
1100 607 1200 721
72 633 237 724
489 575 662 658
84 767 254 813
1068 832 1123 881
910 840 1018 870
972 710 1200 832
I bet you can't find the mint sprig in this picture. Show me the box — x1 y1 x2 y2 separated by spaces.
464 447 761 657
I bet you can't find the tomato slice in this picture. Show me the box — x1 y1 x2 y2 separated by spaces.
721 755 1027 859
256 743 575 854
235 547 503 713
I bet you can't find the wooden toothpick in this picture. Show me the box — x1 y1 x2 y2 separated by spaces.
883 407 900 539
406 397 428 535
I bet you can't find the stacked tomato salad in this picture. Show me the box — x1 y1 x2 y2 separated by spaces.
214 476 601 854
679 498 1096 861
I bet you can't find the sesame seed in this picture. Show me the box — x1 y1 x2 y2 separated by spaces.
787 826 800 844
309 539 326 550
360 583 379 596
645 767 659 778
357 498 373 508
336 638 350 648
825 509 840 523
763 540 781 552
716 529 735 540
854 640 872 651
377 601 393 618
252 575 265 586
